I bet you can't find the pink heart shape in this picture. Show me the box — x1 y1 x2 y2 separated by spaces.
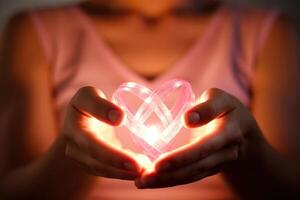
112 79 195 160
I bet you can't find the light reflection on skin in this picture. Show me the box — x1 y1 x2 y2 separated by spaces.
189 118 221 142
78 89 155 172
139 117 221 174
81 115 156 172
134 154 155 173
154 118 221 162
80 112 221 175
80 90 221 175
187 91 217 140
82 116 122 148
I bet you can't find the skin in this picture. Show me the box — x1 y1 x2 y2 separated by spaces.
0 0 300 199
135 15 300 199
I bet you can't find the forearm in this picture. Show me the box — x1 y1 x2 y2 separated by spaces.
223 129 300 200
0 135 96 200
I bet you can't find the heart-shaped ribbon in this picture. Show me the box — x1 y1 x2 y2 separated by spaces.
112 79 195 160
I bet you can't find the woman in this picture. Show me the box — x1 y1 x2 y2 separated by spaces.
0 0 299 199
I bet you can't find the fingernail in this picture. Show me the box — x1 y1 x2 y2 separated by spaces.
107 109 122 124
124 162 136 172
187 111 201 125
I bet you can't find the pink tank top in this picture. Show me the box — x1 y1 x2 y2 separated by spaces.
29 5 278 200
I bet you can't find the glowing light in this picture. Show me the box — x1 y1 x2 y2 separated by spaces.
95 89 106 99
144 125 160 146
204 119 219 134
174 81 182 88
112 79 195 158
127 82 137 88
134 154 155 174
140 87 149 94
82 116 122 148
198 90 209 104
145 97 152 104
83 116 106 135
190 118 221 142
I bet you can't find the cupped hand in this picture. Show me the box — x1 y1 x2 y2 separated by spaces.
62 86 141 180
136 88 262 188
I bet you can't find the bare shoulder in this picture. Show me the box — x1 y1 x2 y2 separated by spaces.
0 11 60 162
252 14 300 157
1 11 48 83
255 14 299 89
1 5 73 77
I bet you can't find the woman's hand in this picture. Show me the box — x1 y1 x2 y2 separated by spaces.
62 86 140 180
135 88 263 188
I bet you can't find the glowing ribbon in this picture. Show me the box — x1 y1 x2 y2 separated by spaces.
112 79 195 159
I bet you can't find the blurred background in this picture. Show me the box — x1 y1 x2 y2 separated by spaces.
0 0 299 45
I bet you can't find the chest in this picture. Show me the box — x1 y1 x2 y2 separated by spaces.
89 15 212 77
54 7 250 124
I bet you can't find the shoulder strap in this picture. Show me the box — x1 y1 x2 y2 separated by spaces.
230 7 280 98
29 11 52 62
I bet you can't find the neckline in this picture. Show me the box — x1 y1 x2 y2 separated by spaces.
73 6 224 88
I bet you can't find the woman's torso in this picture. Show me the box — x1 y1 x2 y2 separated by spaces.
29 5 278 200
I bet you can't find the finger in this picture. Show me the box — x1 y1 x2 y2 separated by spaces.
185 88 238 128
66 141 138 180
155 118 241 172
136 168 219 189
72 126 140 173
137 145 238 188
71 86 124 126
65 108 140 173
